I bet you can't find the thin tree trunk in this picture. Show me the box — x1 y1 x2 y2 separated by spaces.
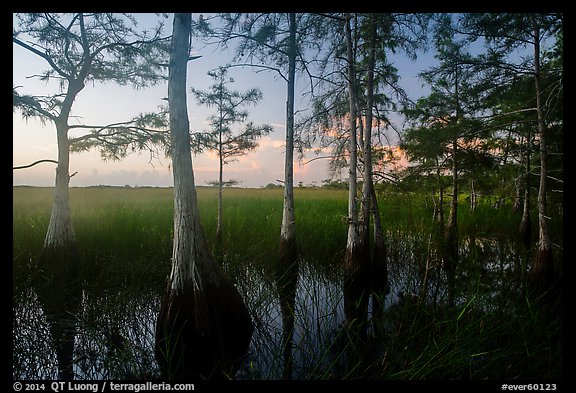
512 165 525 215
276 12 299 380
428 163 445 309
517 133 532 296
470 179 476 212
361 15 388 330
436 158 445 229
529 15 554 295
519 134 532 246
216 99 225 250
361 13 376 251
343 13 369 342
216 145 223 250
444 136 458 309
155 13 253 380
443 66 460 309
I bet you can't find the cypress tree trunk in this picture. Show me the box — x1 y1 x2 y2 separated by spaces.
360 15 388 329
444 138 458 309
37 143 81 379
343 13 369 342
443 68 460 309
276 12 299 380
216 145 224 252
36 81 85 380
436 158 445 228
519 132 532 250
517 133 532 295
155 13 253 380
529 15 555 296
470 180 477 212
360 13 376 258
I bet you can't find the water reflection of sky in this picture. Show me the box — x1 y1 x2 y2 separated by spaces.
13 236 521 380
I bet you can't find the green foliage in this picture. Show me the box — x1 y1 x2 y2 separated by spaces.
190 66 272 168
14 13 171 89
13 13 172 162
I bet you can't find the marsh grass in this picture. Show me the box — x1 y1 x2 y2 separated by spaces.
73 288 160 380
13 286 59 380
12 186 563 380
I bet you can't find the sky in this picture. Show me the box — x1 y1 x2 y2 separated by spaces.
12 13 433 189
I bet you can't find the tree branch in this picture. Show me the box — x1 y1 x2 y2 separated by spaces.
13 37 71 80
226 62 288 83
13 159 58 170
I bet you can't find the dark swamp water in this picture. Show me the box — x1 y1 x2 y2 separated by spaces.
13 235 557 380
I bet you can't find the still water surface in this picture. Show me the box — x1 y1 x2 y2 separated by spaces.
13 236 518 380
